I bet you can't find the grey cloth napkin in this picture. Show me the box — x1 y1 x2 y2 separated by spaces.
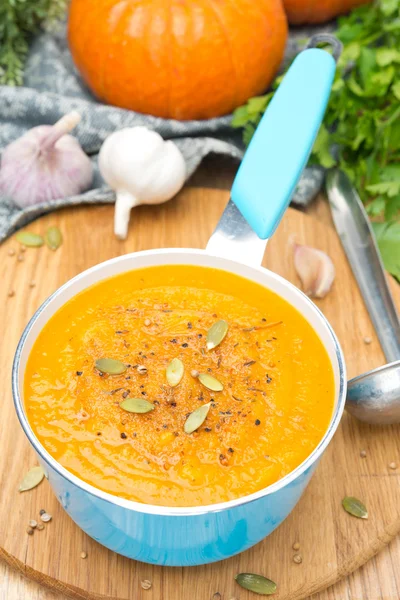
0 24 330 242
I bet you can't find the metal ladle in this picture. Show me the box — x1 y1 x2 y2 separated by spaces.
326 169 400 425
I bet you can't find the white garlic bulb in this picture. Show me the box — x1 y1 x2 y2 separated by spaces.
98 127 186 240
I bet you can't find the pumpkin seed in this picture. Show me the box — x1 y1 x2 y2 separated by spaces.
95 358 127 375
166 358 184 387
19 466 45 492
120 398 154 413
15 232 44 247
184 402 211 434
342 496 368 519
45 226 63 250
206 319 228 351
235 573 277 595
198 373 223 392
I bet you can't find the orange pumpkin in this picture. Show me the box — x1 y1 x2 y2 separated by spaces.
68 0 287 121
283 0 371 24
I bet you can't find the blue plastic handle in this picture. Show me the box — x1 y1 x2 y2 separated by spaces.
231 48 336 240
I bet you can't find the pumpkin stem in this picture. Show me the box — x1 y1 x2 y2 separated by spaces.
114 191 139 240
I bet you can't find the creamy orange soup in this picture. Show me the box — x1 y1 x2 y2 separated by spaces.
25 265 335 507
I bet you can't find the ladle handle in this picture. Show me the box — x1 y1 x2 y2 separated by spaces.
326 169 400 363
206 36 338 264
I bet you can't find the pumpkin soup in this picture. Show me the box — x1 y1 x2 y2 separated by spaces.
24 265 335 507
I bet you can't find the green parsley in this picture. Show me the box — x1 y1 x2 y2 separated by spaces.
232 0 400 279
0 0 67 86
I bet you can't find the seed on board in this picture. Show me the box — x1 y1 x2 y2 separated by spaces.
37 524 44 531
95 358 127 375
342 496 368 519
137 365 148 375
389 462 397 470
29 519 38 529
293 554 302 564
363 336 372 345
191 369 199 378
39 509 46 515
26 527 34 535
166 358 184 387
292 542 300 551
15 231 44 247
360 450 367 458
235 573 277 595
18 466 45 492
120 398 154 414
206 319 228 351
8 248 15 256
17 254 24 262
29 281 36 288
80 551 88 559
141 580 152 590
8 290 15 297
20 245 26 252
144 318 151 326
198 373 223 392
212 593 222 600
45 226 63 250
184 402 211 434
40 513 52 523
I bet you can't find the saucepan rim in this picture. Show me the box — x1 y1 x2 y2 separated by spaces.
12 248 347 517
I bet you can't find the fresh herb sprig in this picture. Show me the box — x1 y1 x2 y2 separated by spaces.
0 0 68 86
232 0 400 279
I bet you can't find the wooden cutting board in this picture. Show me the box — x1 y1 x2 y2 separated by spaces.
1 187 399 600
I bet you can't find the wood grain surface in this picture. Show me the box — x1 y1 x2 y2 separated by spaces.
1 184 399 600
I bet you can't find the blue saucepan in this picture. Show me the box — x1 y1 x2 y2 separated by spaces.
12 39 346 566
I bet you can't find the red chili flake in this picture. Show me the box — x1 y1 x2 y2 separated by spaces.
262 318 267 322
170 339 178 344
182 343 188 348
121 432 127 439
228 447 234 453
244 360 256 367
116 330 129 334
204 427 212 432
122 390 130 399
266 375 272 383
96 432 102 436
187 322 192 329
76 371 83 376
255 419 261 426
219 454 229 466
197 334 203 338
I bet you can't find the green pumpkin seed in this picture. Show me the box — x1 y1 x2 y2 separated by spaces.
19 466 45 492
95 358 127 375
206 319 228 351
184 402 211 434
45 226 63 250
15 231 44 247
166 358 184 387
235 573 277 595
120 398 154 413
198 373 223 392
342 496 368 519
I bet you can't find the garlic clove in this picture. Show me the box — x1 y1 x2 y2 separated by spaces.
293 243 335 298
